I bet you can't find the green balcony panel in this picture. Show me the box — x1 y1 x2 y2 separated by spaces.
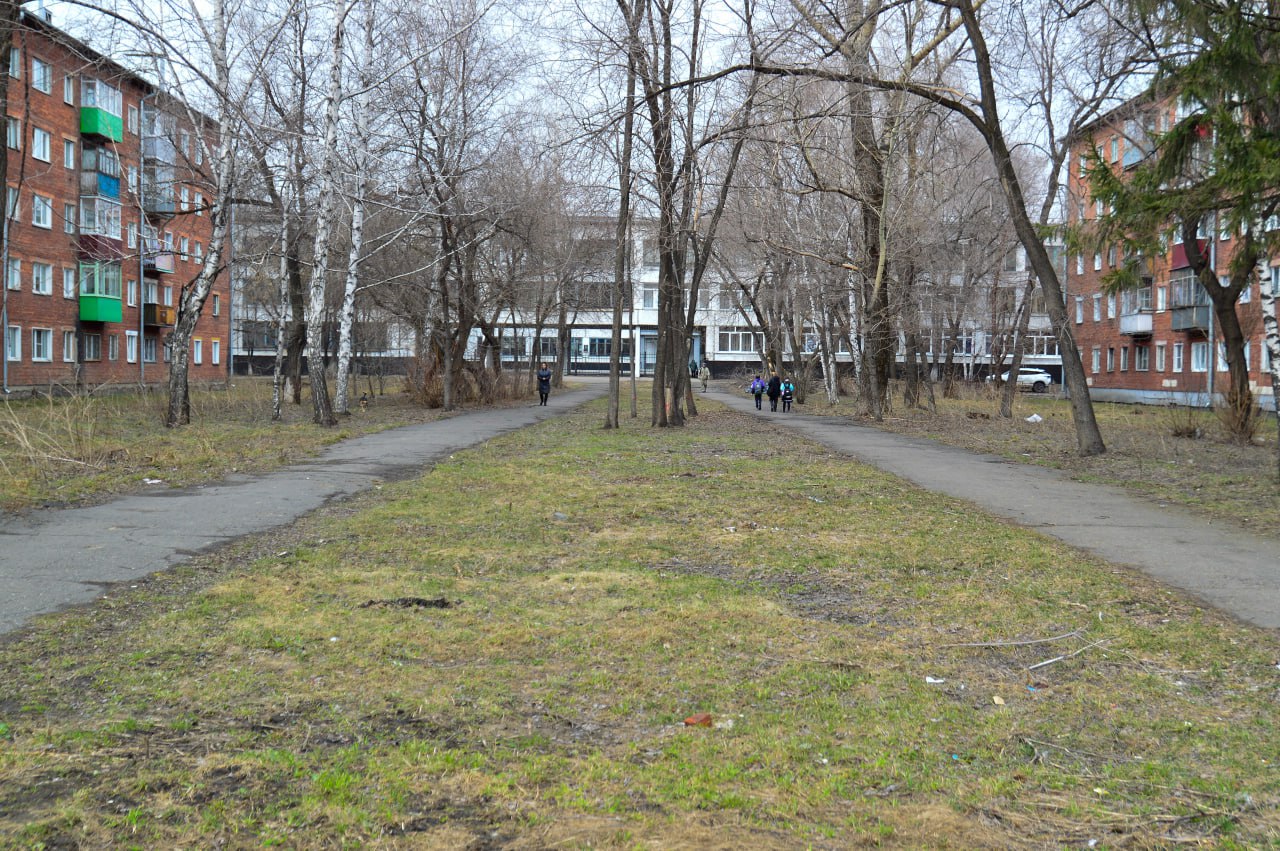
80 107 124 142
79 294 122 323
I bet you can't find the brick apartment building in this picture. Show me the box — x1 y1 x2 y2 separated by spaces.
2 10 229 392
1067 96 1277 410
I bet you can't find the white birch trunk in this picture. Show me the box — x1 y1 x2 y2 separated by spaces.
1259 277 1280 473
165 0 235 426
302 0 348 426
271 192 291 421
334 0 375 415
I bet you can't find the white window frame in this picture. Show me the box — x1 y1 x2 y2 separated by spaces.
1155 342 1166 372
63 138 75 169
1075 296 1083 324
63 202 75 234
32 193 52 228
1091 346 1101 374
5 324 20 361
211 339 220 365
125 330 138 363
193 338 203 365
62 330 76 362
1190 341 1209 373
32 57 52 93
31 327 52 362
31 261 51 295
1173 342 1184 372
212 293 220 315
6 257 19 291
1106 293 1116 319
62 267 75 299
1092 294 1102 322
32 126 51 161
63 75 74 104
127 278 138 307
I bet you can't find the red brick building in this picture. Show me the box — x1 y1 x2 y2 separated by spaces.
1067 97 1276 410
2 11 229 392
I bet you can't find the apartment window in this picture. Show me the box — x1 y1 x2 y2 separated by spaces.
144 279 158 303
31 328 51 362
82 332 101 361
1093 252 1102 271
194 242 203 265
193 338 203 364
194 192 203 215
1120 346 1129 371
164 231 174 252
32 127 50 161
108 334 119 361
1092 294 1102 321
1156 286 1167 311
163 285 173 306
1091 346 1101 374
1135 346 1150 371
1075 254 1084 275
1155 343 1166 372
718 327 760 353
1075 296 1083 324
1107 347 1115 371
127 105 138 134
126 166 137 193
31 58 51 93
7 117 20 149
1109 136 1119 162
8 47 19 78
31 262 51 295
1217 342 1230 372
127 221 137 249
1107 244 1117 267
62 268 75 299
1190 341 1209 373
5 325 19 361
212 294 220 316
62 330 75 362
1239 278 1252 304
1272 267 1280 297
63 138 75 168
5 186 15 220
1106 294 1116 318
32 194 52 228
127 278 138 307
81 79 122 117
179 130 190 159
6 258 19 290
180 186 189 211
211 339 221 365
80 198 122 239
179 236 189 259
79 261 122 298
143 336 157 363
1095 199 1103 218
1173 342 1184 372
126 330 138 363
63 75 74 104
642 284 657 309
195 145 203 166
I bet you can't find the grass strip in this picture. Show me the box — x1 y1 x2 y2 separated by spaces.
1 397 1277 848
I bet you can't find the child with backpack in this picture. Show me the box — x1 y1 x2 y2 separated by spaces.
748 375 766 410
781 377 795 412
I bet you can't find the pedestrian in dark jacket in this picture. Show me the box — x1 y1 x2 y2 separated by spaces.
781 377 795 412
536 363 552 406
766 373 782 412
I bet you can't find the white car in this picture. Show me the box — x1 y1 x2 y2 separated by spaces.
992 367 1053 393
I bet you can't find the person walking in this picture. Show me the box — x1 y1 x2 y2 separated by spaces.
536 363 552 406
749 374 766 410
699 363 711 392
781 377 795 412
766 372 782 412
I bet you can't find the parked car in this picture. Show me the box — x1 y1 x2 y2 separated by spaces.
988 367 1053 393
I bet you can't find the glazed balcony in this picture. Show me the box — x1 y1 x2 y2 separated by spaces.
143 250 175 274
1171 305 1212 332
79 293 122 323
1119 312 1152 336
80 107 123 142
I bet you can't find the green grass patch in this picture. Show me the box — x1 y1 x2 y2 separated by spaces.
1 396 1277 847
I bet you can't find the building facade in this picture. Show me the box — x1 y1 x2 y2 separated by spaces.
1067 97 1277 409
2 11 229 393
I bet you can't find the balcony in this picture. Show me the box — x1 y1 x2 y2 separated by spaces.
143 303 176 326
1171 305 1212 332
80 171 120 199
79 293 122 323
143 250 175 274
1119 312 1152 336
143 187 175 216
80 107 123 142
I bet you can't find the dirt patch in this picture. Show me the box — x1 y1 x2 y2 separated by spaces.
359 596 455 610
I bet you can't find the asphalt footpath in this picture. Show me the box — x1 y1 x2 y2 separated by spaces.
0 381 608 636
708 384 1280 631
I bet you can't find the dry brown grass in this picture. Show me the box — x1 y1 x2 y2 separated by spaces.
802 380 1280 540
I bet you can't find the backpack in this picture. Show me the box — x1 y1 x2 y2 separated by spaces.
750 378 765 393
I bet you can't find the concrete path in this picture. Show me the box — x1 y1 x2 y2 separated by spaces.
708 385 1280 631
0 382 608 636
